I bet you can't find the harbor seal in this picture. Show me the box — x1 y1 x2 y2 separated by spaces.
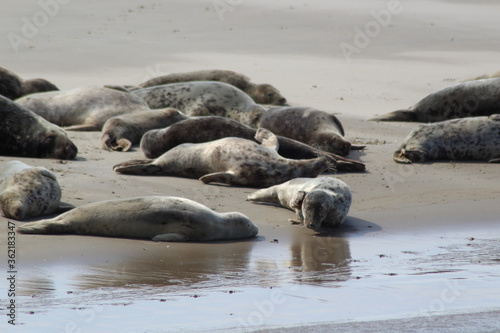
247 177 352 230
134 69 287 105
258 106 356 156
132 81 267 128
371 78 500 122
101 108 187 151
140 116 365 172
0 161 73 220
0 67 59 100
16 86 151 131
114 128 329 187
17 196 258 242
393 115 500 164
0 95 77 160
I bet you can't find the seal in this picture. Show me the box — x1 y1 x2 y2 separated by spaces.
0 66 59 100
0 161 73 220
134 69 287 105
258 106 356 156
0 95 77 160
132 81 267 128
101 108 187 151
371 78 500 122
393 115 500 164
140 116 366 172
17 196 259 242
247 177 352 230
16 86 151 131
114 128 329 187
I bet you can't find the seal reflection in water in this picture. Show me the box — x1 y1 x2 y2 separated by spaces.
17 196 258 242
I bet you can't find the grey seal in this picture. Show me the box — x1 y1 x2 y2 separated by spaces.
0 66 58 100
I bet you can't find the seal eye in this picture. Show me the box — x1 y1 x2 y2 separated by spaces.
267 93 274 99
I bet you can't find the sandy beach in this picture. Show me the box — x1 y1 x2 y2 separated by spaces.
1 0 500 332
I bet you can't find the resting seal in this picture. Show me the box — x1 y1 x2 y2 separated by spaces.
0 95 77 159
0 67 58 100
16 86 151 131
247 177 352 230
140 116 365 172
258 107 355 156
114 128 328 187
134 69 287 105
17 196 258 242
101 108 187 151
371 78 500 122
132 81 267 128
394 115 500 164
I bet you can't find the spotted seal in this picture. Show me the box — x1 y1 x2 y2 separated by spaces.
0 67 58 100
134 69 287 105
247 177 352 230
114 128 328 187
132 81 267 128
371 78 500 122
0 95 77 160
393 115 500 163
17 196 258 242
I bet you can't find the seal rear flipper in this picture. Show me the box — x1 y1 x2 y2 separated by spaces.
369 109 418 122
254 128 279 151
153 233 190 242
393 150 413 164
350 145 366 150
488 158 500 163
64 124 101 131
199 172 239 185
56 202 75 214
113 159 161 175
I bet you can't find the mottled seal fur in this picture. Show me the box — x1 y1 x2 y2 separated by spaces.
371 78 500 122
258 107 355 156
101 108 187 151
247 177 352 230
132 81 267 128
114 128 328 187
394 115 500 164
17 196 258 242
0 161 72 220
16 86 151 131
0 95 77 160
0 67 58 100
140 116 365 172
134 69 287 105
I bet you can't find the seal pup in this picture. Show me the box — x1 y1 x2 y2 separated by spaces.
371 78 500 122
140 116 366 172
17 196 258 242
0 161 73 220
132 81 267 128
114 128 329 187
393 115 500 164
134 69 287 105
0 95 77 160
247 177 352 231
0 67 59 100
16 86 151 131
101 108 188 151
259 106 356 156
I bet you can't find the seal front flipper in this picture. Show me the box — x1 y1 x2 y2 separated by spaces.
113 159 161 175
254 128 279 151
153 233 190 242
199 172 239 185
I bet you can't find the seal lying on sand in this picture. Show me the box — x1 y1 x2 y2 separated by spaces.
0 66 58 100
114 128 329 187
393 115 500 164
0 161 73 220
247 177 352 231
371 78 500 122
132 81 267 128
140 116 365 172
258 107 357 156
134 69 287 105
16 86 151 131
101 108 187 151
0 95 77 160
17 196 258 242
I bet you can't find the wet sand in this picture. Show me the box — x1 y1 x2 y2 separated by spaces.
1 0 500 332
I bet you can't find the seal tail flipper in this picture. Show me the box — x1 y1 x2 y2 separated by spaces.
369 109 417 122
255 128 279 151
153 233 190 242
113 159 161 175
246 187 280 204
64 124 101 131
393 150 413 164
17 219 69 234
488 158 500 163
350 145 366 151
199 172 239 185
102 136 133 152
56 202 75 214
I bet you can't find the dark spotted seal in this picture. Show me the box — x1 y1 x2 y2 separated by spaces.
0 66 58 100
0 95 77 160
393 115 500 163
134 69 287 105
247 177 352 230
